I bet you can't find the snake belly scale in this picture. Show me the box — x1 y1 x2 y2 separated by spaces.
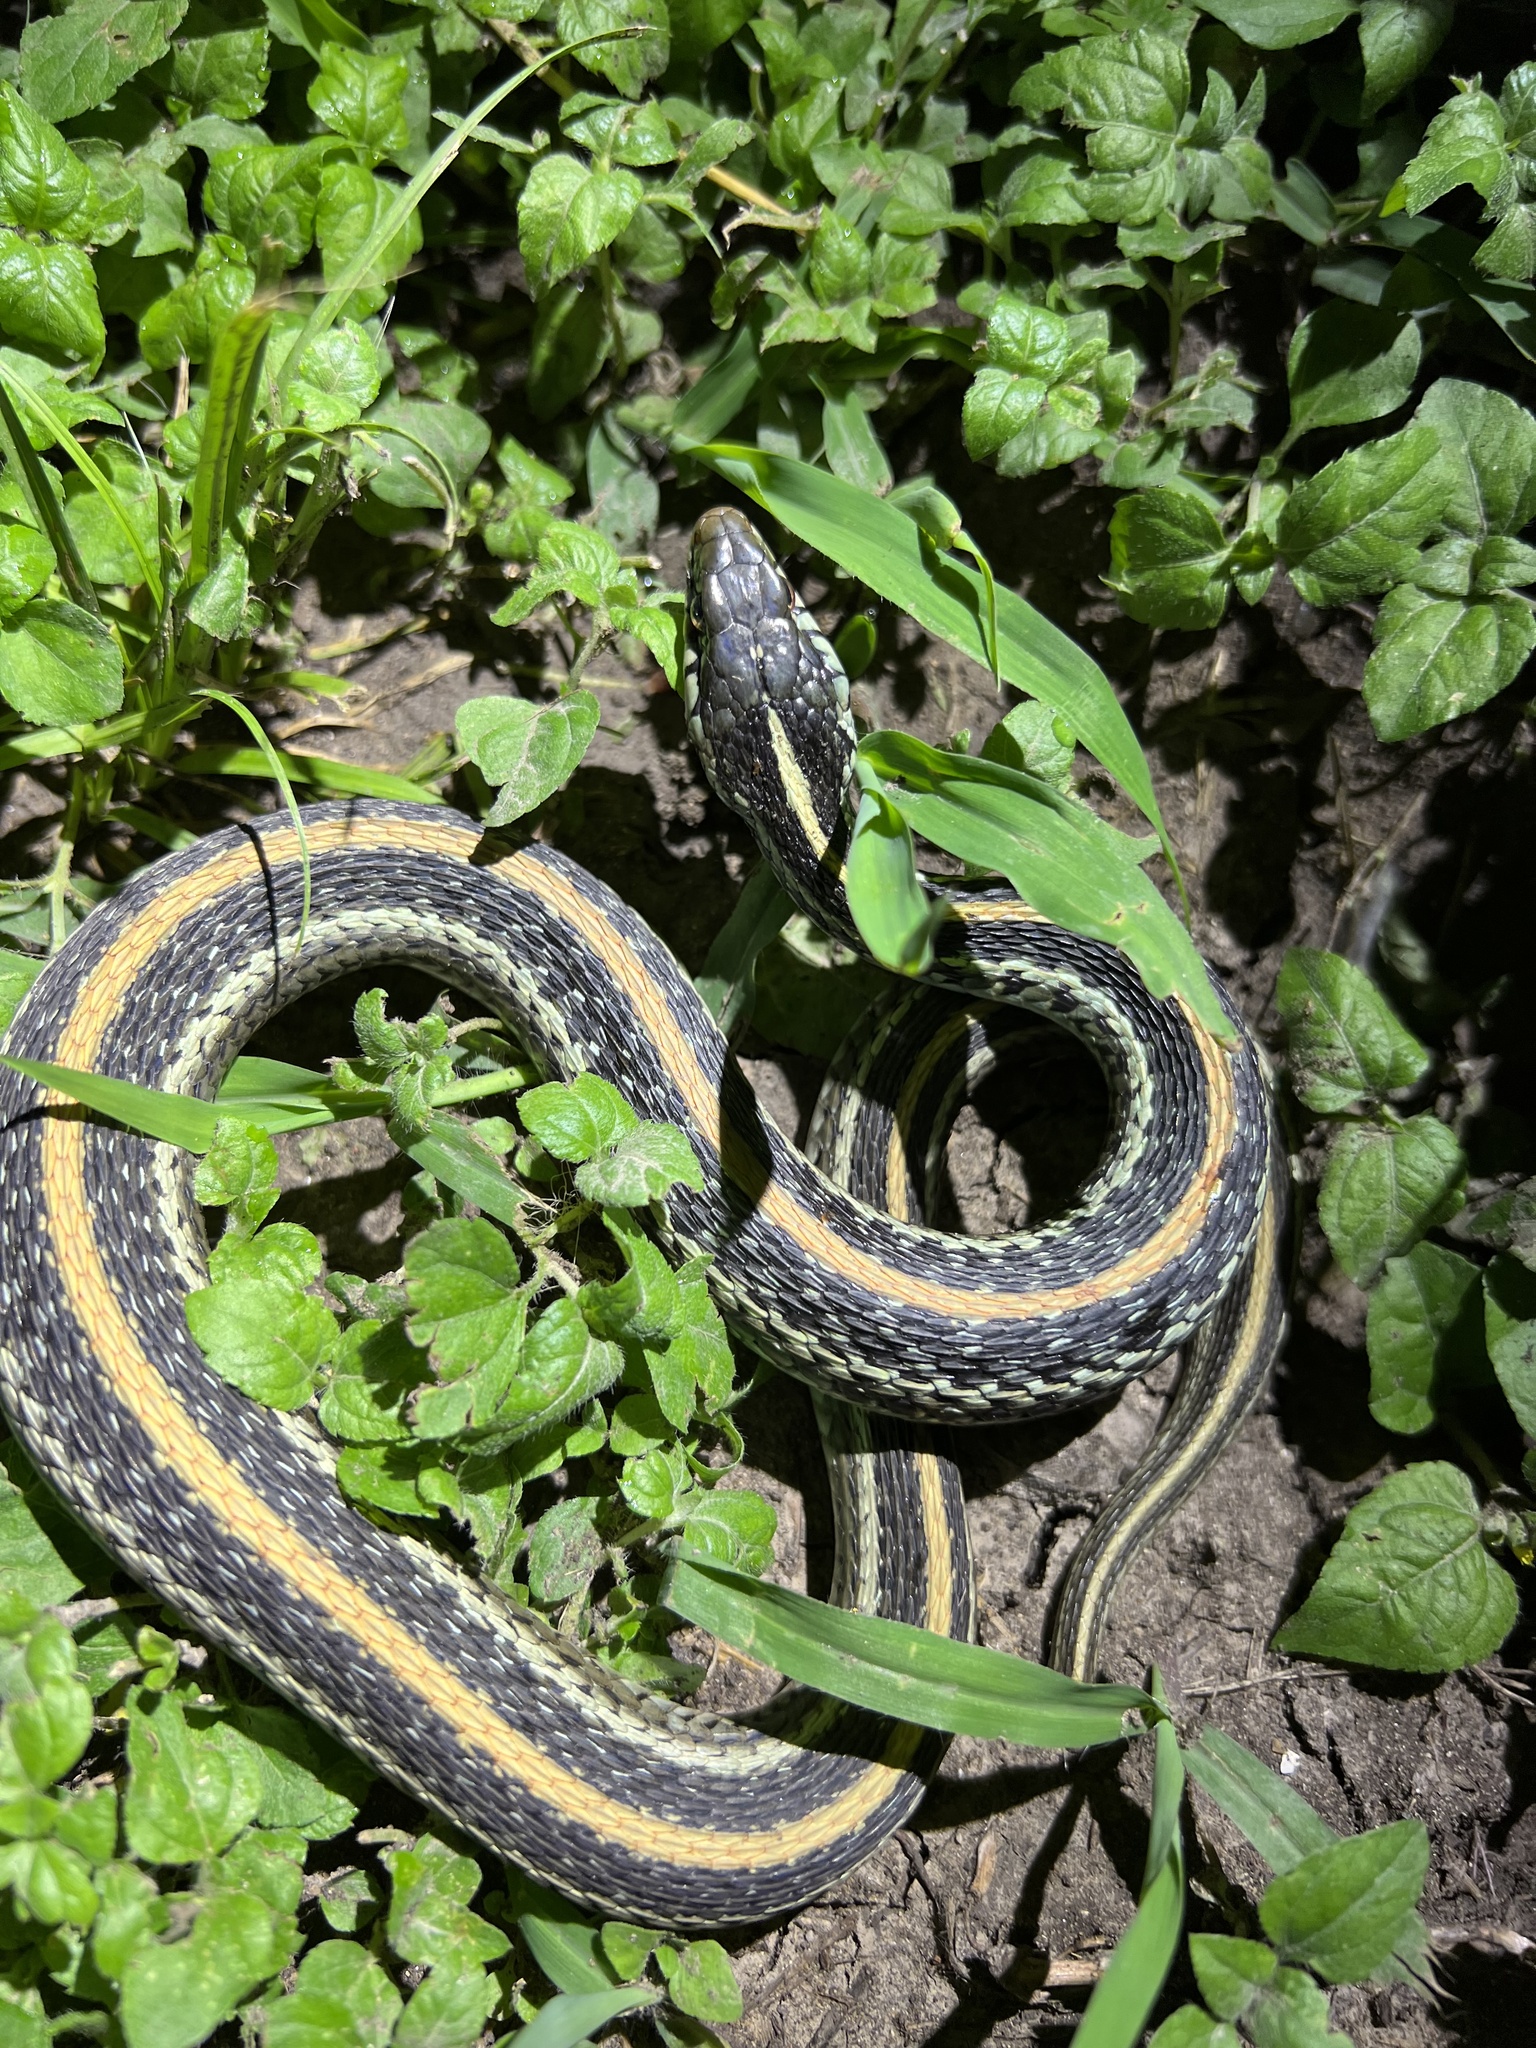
0 510 1285 1924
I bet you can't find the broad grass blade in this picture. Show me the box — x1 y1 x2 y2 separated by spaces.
407 1114 527 1229
0 374 103 617
509 1988 659 2048
178 744 444 803
1072 1675 1186 2048
2 1055 339 1145
188 305 274 587
663 1552 1150 1745
860 730 1232 1040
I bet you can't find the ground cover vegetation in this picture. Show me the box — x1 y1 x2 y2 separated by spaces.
0 0 1531 2041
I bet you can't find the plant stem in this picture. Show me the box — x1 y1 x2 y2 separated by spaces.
47 773 84 954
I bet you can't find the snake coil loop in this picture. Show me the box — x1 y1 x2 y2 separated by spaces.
0 512 1284 1923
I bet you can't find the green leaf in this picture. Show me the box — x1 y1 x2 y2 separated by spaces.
385 1831 509 1969
1259 1821 1430 1983
1017 31 1187 227
819 383 893 496
139 234 256 369
167 16 269 120
661 1941 742 2024
0 521 53 617
1316 1113 1465 1287
845 777 946 977
1073 1680 1184 2047
120 1891 285 2048
1359 0 1453 121
1106 488 1231 631
0 600 123 725
662 1552 1152 1745
5 1674 92 1789
521 1072 636 1162
1195 1 1356 48
355 395 490 512
282 319 385 431
185 299 271 588
60 439 156 589
0 1465 86 1613
308 43 411 165
1183 1724 1340 1876
394 1958 497 2048
527 1495 604 1606
315 161 423 320
679 1488 775 1573
1274 1462 1519 1672
1411 377 1536 539
693 864 793 1034
124 1691 261 1864
194 1118 280 1235
480 435 573 562
518 153 643 295
1286 302 1422 440
1366 1241 1488 1434
1148 2009 1239 2048
0 86 93 236
576 1121 705 1206
185 1274 337 1410
19 0 188 124
1188 1934 1275 2023
0 1836 99 1928
264 1940 403 2048
1400 82 1507 214
528 278 610 420
219 1705 369 1841
0 238 105 365
858 730 1234 1042
1484 1252 1536 1434
556 0 669 100
1363 584 1536 741
457 691 600 828
691 443 1177 879
1276 948 1428 1113
1277 423 1451 606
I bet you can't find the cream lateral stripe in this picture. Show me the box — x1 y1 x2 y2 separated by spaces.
520 856 1242 1320
764 709 832 864
40 813 923 1871
915 1454 956 1636
1058 1179 1283 1684
884 1009 987 1221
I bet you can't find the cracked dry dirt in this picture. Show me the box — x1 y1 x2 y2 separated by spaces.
5 474 1532 2047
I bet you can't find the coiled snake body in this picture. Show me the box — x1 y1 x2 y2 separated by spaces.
0 509 1285 1924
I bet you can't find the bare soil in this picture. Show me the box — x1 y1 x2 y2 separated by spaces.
4 464 1533 2046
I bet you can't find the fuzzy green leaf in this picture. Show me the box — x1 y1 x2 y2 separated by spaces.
1286 302 1422 439
1276 948 1429 1113
1316 1113 1465 1286
1275 1462 1518 1672
1366 1241 1488 1434
1363 584 1536 740
1259 1821 1430 1982
519 152 642 295
1278 424 1451 606
457 690 600 828
19 0 188 124
0 600 124 725
1107 488 1230 630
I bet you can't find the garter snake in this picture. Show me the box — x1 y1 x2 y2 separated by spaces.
0 508 1286 1925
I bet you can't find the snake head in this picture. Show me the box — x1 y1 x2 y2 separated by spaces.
685 508 856 896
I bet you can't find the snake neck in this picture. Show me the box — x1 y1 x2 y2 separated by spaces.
685 507 862 941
